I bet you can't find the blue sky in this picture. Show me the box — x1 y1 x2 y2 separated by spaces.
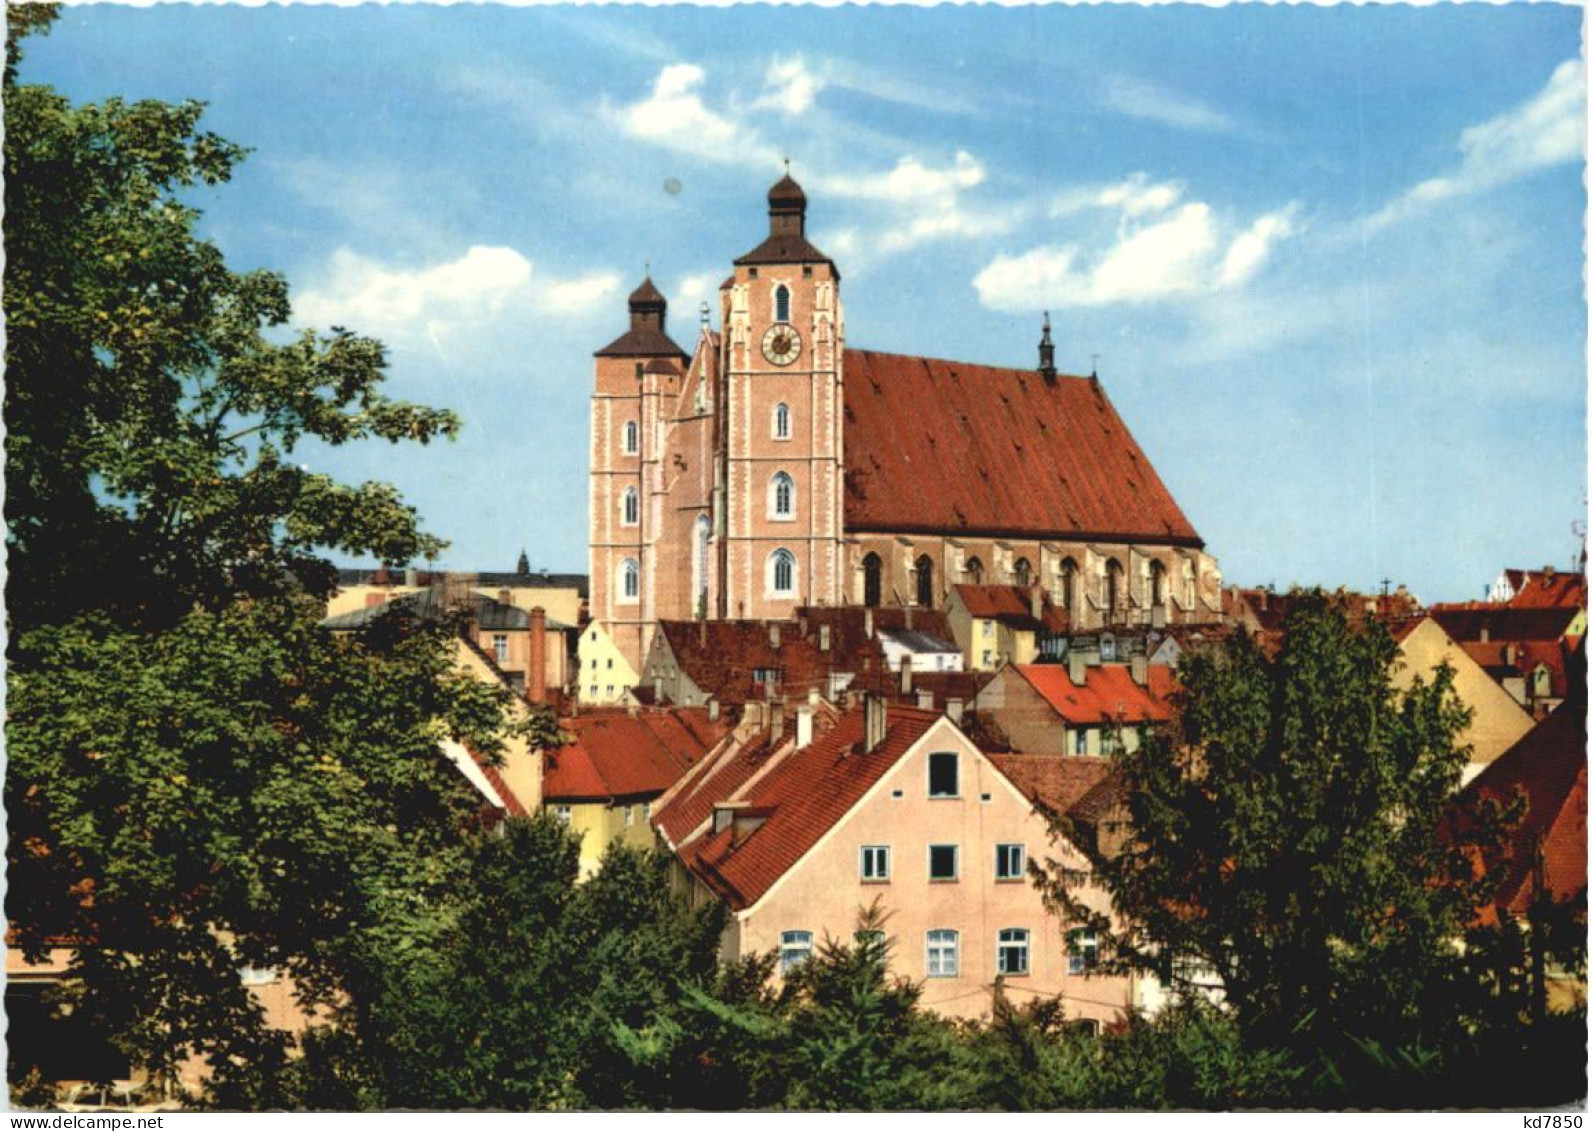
21 3 1586 602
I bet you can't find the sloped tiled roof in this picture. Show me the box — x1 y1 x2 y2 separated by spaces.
1458 646 1587 914
654 731 787 848
987 754 1115 817
543 708 728 803
657 620 837 706
797 605 954 671
954 584 1068 633
1502 569 1586 610
1460 639 1576 699
668 706 941 910
1428 605 1581 644
1016 663 1178 725
841 349 1200 546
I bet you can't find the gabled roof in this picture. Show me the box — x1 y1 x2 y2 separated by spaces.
841 349 1201 546
1458 646 1587 913
1460 639 1576 699
1502 569 1586 609
796 605 955 671
1015 663 1177 725
953 584 1068 633
543 708 729 804
878 627 960 654
663 706 942 910
655 620 837 707
1428 605 1582 644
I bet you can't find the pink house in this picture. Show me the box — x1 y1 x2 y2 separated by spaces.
652 700 1132 1026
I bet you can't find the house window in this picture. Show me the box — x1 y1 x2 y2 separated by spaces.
1100 633 1117 663
623 420 639 455
995 843 1026 881
1102 728 1120 756
926 929 959 977
1014 557 1032 586
492 633 509 664
770 472 795 520
770 549 796 596
553 804 572 825
982 620 994 638
619 557 640 602
928 844 959 882
1073 729 1089 756
238 966 279 987
774 402 792 440
915 555 934 608
621 486 639 526
862 552 882 608
780 930 813 973
981 650 993 667
774 283 792 323
997 929 1031 976
928 751 959 798
860 845 891 882
641 801 651 822
964 556 984 585
1068 928 1100 975
624 804 635 827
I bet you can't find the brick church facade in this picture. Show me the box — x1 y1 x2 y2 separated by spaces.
589 173 1222 679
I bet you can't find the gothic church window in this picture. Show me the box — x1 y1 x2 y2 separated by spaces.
1105 560 1124 624
773 402 792 440
623 420 638 454
620 558 640 601
774 283 792 324
770 472 795 520
621 486 639 526
770 549 796 596
964 557 984 585
915 555 935 608
1060 558 1078 612
1149 560 1166 608
862 553 882 608
1014 557 1032 587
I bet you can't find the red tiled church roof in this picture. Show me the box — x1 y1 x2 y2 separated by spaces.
841 349 1201 546
1016 663 1178 725
543 708 728 803
662 706 942 910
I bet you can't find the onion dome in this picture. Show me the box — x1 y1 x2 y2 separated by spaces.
768 173 807 214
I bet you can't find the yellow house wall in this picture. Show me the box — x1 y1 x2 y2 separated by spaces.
730 719 1130 1024
559 798 659 879
453 641 543 811
578 621 642 705
1393 619 1535 769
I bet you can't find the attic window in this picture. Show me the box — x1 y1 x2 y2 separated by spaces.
928 752 959 798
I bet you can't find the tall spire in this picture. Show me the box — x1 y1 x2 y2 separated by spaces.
1038 312 1057 384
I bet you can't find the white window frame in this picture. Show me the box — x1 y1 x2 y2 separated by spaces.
553 804 572 825
780 929 814 974
769 549 797 597
773 402 792 441
926 929 959 978
997 928 1031 977
1068 928 1100 975
492 633 509 664
622 419 639 455
995 843 1026 881
927 751 959 799
860 845 891 882
769 471 796 521
927 843 959 882
621 486 639 527
619 557 640 603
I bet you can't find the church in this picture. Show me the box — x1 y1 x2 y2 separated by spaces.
586 172 1223 685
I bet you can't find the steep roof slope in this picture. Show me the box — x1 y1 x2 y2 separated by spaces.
543 709 727 803
1016 663 1178 725
841 349 1200 546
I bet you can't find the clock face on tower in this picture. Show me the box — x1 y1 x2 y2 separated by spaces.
761 324 803 367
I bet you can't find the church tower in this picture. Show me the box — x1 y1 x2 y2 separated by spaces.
590 276 689 674
714 171 846 619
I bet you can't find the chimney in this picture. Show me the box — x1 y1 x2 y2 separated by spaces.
916 688 934 711
795 706 815 749
1258 589 1268 612
1130 654 1149 687
1480 627 1491 643
527 606 548 705
1151 604 1166 630
946 697 965 725
653 677 662 703
770 622 781 648
498 589 512 606
905 604 914 631
864 607 874 640
808 687 821 708
1068 651 1088 686
404 566 419 587
628 696 639 717
1030 585 1042 621
819 624 832 652
900 654 914 696
771 706 785 744
708 697 720 721
712 801 748 835
863 694 889 753
1544 565 1556 582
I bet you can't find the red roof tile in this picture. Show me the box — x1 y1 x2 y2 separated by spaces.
664 706 941 910
841 350 1201 546
1016 663 1177 725
953 584 1067 632
987 754 1115 816
1428 605 1582 645
1502 570 1586 610
657 620 840 707
543 708 728 803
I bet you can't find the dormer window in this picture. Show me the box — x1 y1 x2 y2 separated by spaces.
774 283 792 324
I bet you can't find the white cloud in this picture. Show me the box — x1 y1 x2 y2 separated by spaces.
542 272 623 314
609 63 779 167
758 56 824 116
1220 204 1301 286
1099 74 1240 134
1097 173 1184 218
821 151 985 205
1369 58 1585 230
817 151 1012 257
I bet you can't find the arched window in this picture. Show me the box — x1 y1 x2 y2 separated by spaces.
770 549 796 596
964 557 984 585
621 486 639 526
1060 558 1078 612
774 283 792 324
1014 557 1032 587
693 514 711 614
622 420 638 455
1105 559 1124 623
862 552 882 608
1148 560 1166 608
773 402 792 440
770 472 795 520
915 555 935 608
619 557 640 602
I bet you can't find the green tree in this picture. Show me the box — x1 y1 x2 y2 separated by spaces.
1043 592 1487 1057
4 9 535 1098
